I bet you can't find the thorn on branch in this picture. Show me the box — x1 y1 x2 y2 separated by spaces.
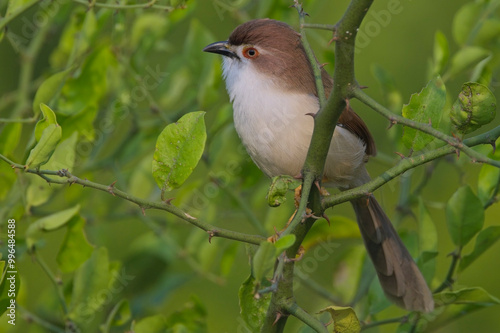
345 98 351 109
322 213 330 226
141 206 146 216
207 230 219 243
328 35 339 45
320 62 329 69
107 180 117 196
273 312 284 326
305 112 316 118
387 119 397 130
164 197 175 205
490 140 497 154
455 149 460 158
395 151 406 159
314 180 322 192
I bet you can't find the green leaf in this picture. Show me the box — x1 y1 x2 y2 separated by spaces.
459 226 500 272
59 104 99 141
274 235 296 254
266 175 296 207
417 198 438 283
34 104 59 141
446 47 490 79
69 247 111 325
450 82 496 134
133 315 167 333
252 241 277 282
429 287 500 331
58 47 116 115
434 287 500 307
418 198 438 253
220 243 239 277
56 215 94 273
452 2 482 45
32 70 70 117
26 132 78 209
478 163 500 205
0 122 22 156
402 76 446 151
26 204 81 249
446 186 485 247
239 275 271 332
432 30 449 75
25 123 62 169
319 305 361 333
152 112 207 196
302 216 360 250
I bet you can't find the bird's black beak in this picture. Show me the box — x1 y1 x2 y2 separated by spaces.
203 41 239 59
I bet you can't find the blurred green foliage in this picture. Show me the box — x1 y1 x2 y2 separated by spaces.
0 0 499 332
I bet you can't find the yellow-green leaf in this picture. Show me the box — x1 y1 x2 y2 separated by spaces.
25 123 62 169
152 112 206 196
319 305 361 333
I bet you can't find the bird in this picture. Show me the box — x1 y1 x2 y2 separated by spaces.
203 18 434 313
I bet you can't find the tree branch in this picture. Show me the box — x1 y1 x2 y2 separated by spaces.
353 88 500 168
322 125 500 209
72 0 173 11
0 154 266 246
263 1 375 331
284 302 329 333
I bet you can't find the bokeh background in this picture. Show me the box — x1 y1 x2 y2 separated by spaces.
0 0 499 332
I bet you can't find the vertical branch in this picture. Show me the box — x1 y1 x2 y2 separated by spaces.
262 2 376 331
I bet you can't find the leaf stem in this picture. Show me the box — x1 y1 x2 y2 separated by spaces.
361 316 406 331
433 249 461 293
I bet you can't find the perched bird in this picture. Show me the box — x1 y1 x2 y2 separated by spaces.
204 18 434 312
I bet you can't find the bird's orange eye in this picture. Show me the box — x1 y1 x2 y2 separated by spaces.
243 47 259 59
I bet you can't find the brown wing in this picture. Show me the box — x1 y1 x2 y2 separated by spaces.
321 70 376 156
338 107 377 156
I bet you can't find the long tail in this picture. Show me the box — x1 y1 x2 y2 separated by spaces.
351 195 434 312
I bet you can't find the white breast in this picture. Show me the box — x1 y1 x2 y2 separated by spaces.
222 58 367 188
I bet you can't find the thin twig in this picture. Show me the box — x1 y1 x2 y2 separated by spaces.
322 124 500 209
361 316 406 331
0 154 266 245
72 0 173 10
353 89 500 168
284 302 329 333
